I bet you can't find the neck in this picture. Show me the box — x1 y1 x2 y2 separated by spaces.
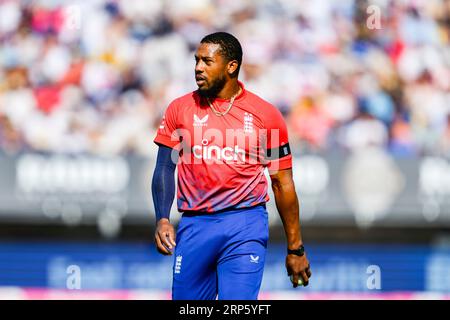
216 80 241 100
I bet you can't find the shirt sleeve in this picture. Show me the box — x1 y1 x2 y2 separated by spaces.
263 106 293 173
154 100 181 149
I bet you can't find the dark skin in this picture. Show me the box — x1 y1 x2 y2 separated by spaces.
154 42 311 288
194 43 241 99
270 168 311 287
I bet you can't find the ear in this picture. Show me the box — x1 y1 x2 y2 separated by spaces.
227 60 239 76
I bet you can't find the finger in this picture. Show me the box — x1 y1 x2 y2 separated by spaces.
286 264 292 276
292 273 300 288
300 270 309 286
306 267 312 278
155 236 169 255
155 234 171 255
159 230 174 250
167 230 177 247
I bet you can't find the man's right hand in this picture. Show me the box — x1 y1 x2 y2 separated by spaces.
155 218 176 255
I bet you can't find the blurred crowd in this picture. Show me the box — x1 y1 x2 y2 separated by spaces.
0 0 449 158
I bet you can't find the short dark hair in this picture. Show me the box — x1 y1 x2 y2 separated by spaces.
200 32 243 76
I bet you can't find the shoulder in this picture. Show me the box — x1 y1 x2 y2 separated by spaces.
244 90 284 124
172 91 200 105
166 91 200 112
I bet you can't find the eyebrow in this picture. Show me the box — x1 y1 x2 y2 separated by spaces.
194 54 214 60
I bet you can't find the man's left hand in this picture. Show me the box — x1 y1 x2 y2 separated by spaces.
286 254 311 288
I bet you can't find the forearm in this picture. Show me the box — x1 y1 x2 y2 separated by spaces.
152 145 177 222
271 179 303 249
152 168 175 221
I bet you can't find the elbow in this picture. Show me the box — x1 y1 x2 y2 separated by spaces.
271 178 282 193
271 177 296 194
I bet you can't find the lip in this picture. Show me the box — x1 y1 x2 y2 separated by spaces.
196 79 206 86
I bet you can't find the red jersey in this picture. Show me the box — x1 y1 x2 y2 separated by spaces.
154 81 292 213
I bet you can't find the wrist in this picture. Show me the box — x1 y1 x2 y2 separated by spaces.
157 217 170 225
287 241 303 251
287 244 305 256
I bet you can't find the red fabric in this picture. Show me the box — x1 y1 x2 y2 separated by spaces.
34 86 61 114
154 81 293 213
388 39 405 65
32 7 64 34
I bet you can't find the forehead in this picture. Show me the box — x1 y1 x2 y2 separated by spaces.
196 43 222 59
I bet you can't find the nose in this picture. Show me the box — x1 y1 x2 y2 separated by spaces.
195 61 204 74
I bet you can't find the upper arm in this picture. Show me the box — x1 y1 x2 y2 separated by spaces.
263 106 293 174
155 144 178 170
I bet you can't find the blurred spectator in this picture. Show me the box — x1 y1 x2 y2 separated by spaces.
0 0 449 157
339 102 389 150
290 95 334 150
438 114 450 158
0 113 25 154
389 112 416 156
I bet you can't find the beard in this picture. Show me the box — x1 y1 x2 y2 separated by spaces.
197 74 227 98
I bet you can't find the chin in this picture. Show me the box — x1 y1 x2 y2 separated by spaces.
197 87 211 96
197 78 224 97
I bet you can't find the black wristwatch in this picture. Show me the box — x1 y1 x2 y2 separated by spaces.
287 244 305 256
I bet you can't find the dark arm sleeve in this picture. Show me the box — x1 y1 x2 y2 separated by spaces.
151 144 178 222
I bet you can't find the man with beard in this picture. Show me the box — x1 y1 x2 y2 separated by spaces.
152 32 311 300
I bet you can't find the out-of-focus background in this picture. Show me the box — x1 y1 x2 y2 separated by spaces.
0 0 449 299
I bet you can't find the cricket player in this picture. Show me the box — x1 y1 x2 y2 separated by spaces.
152 32 311 300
